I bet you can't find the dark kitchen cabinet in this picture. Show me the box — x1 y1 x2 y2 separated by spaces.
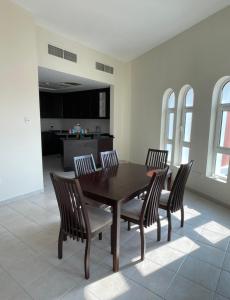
41 132 61 155
62 92 91 118
40 88 110 119
39 92 63 118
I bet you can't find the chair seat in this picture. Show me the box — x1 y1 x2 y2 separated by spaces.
159 190 170 207
84 196 108 209
121 198 143 221
87 206 112 233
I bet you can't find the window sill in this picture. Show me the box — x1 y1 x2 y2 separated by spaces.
206 175 227 184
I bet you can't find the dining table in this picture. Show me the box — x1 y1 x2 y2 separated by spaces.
79 162 154 272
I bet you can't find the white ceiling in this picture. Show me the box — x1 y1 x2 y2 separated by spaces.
38 67 109 93
13 0 229 61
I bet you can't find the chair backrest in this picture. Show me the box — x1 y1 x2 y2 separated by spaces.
73 154 96 178
169 160 194 212
50 173 90 240
145 148 168 169
100 150 119 169
142 167 168 227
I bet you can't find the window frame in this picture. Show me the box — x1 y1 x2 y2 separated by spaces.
163 89 176 164
212 80 230 181
178 86 194 164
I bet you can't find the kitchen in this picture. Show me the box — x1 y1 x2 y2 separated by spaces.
39 67 113 171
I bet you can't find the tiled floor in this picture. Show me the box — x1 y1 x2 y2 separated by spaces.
0 155 230 300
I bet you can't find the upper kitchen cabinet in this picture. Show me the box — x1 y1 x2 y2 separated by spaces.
62 91 91 119
39 88 110 119
39 92 63 118
90 88 110 119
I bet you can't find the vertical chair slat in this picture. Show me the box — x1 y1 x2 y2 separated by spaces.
100 150 119 169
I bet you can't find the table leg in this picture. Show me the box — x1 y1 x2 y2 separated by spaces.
112 202 121 272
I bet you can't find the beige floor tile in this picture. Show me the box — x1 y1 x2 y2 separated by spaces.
168 233 199 254
146 243 186 272
61 286 100 300
223 252 230 273
86 272 162 300
178 256 221 291
122 258 175 297
7 253 53 288
213 293 230 300
196 228 229 251
165 275 214 300
0 269 32 300
189 241 225 268
217 270 230 299
25 265 80 300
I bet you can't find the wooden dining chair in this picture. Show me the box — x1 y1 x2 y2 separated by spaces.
120 167 168 260
100 150 119 169
145 148 172 190
50 173 112 279
145 148 168 169
159 160 194 241
73 154 96 178
73 154 104 210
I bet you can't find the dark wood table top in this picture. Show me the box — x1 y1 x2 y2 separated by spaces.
79 163 153 204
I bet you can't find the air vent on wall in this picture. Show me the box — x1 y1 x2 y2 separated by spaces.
64 50 77 63
96 62 114 74
48 44 63 58
48 44 77 63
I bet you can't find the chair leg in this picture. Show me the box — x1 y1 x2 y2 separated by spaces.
110 225 114 255
99 232 102 240
58 229 64 259
167 210 172 241
140 225 145 261
128 221 131 231
181 207 184 227
157 216 161 241
84 239 91 279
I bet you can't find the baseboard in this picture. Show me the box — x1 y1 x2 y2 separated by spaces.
0 189 44 206
186 187 230 210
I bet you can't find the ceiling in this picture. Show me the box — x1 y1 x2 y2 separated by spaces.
38 67 109 93
12 0 229 61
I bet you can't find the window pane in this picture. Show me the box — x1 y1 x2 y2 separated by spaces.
168 92 175 108
167 113 174 139
221 82 230 104
184 112 193 142
181 147 189 164
219 111 230 148
185 88 194 107
215 153 230 178
166 144 172 162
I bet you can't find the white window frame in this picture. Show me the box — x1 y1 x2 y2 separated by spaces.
163 89 176 164
178 86 194 164
211 79 230 181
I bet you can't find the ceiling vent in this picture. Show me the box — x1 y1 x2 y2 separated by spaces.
48 44 77 63
96 62 114 74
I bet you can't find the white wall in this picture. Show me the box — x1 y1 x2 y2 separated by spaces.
41 118 110 133
130 7 230 206
36 26 131 160
0 0 43 201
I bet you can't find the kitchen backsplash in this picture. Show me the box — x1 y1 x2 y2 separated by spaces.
41 118 110 133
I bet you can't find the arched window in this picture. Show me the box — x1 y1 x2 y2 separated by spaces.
178 86 194 164
162 90 176 163
211 80 230 180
